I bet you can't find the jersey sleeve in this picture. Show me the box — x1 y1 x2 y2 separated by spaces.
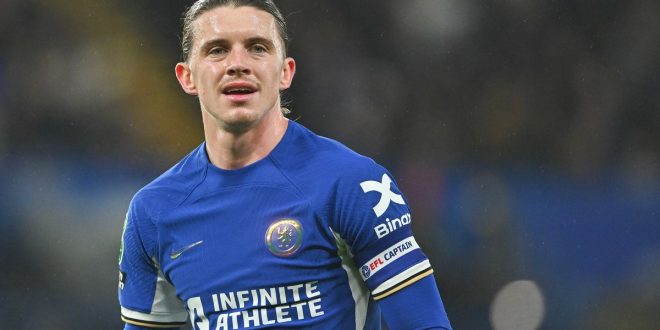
379 274 452 329
332 161 434 300
118 197 188 328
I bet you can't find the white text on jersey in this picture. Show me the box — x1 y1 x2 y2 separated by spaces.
374 213 411 239
187 281 325 330
360 237 420 280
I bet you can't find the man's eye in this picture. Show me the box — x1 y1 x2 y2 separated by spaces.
250 44 267 53
209 47 227 55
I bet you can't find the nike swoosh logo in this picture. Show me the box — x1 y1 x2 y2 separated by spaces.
170 240 204 259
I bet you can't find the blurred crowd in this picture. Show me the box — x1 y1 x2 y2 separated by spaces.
1 0 658 329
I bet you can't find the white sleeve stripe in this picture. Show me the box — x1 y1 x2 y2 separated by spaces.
121 306 188 324
372 268 433 300
371 259 432 295
121 315 186 328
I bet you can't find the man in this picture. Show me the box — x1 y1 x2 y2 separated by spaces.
118 1 451 329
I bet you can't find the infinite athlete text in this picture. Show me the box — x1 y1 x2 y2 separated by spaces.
187 281 325 330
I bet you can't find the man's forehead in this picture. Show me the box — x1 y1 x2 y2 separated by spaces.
193 6 279 42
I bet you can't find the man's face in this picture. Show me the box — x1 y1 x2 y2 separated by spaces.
176 6 295 131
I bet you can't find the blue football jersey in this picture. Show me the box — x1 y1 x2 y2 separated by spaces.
118 121 435 329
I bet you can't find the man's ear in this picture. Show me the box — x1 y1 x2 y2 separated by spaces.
279 57 296 90
175 62 198 95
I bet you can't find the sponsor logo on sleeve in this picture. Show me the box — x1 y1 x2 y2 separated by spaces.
118 213 128 265
360 237 420 280
360 174 406 217
119 271 127 290
373 213 412 239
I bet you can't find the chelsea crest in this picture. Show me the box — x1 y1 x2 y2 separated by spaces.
265 219 303 257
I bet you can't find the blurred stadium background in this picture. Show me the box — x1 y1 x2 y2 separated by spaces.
1 0 659 329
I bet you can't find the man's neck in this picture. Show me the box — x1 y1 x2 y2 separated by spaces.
203 110 289 170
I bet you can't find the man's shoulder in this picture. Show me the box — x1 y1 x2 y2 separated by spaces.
281 121 386 185
287 121 378 169
130 143 207 218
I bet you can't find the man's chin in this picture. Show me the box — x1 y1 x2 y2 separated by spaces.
219 110 263 134
221 119 255 135
202 105 275 134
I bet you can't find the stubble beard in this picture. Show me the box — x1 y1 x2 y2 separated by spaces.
201 101 277 136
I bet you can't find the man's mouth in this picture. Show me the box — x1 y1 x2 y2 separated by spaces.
223 88 256 95
222 83 257 95
221 82 257 102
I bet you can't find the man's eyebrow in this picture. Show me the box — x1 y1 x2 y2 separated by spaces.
245 37 276 48
200 38 230 49
200 36 276 49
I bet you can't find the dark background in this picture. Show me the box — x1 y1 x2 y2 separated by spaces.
1 0 658 329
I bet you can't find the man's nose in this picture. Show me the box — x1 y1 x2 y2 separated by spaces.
226 49 251 76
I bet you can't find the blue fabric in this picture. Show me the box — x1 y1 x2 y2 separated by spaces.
119 121 448 329
379 275 452 329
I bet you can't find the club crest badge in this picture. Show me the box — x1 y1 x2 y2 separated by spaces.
265 219 303 257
